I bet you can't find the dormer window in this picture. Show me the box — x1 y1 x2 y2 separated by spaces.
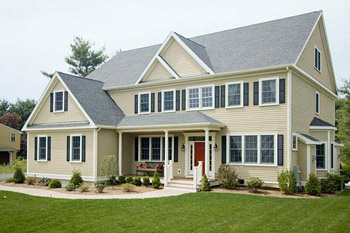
54 91 64 112
314 47 321 72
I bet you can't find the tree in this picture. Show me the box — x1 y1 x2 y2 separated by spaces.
40 71 54 79
337 79 350 164
9 99 36 128
0 112 21 130
0 99 10 117
100 155 118 179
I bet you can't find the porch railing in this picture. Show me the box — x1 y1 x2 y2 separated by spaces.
193 161 203 190
165 161 173 185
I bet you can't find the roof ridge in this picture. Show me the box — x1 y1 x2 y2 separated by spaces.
57 71 105 83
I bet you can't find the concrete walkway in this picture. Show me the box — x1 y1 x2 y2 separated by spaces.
0 185 190 200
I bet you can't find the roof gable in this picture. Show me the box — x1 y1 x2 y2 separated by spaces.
142 59 175 82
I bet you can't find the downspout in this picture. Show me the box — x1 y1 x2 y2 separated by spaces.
287 67 292 170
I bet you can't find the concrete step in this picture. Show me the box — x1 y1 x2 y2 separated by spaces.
164 185 197 193
167 182 195 188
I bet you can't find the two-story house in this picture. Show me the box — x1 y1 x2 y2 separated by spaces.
0 123 21 165
22 11 341 191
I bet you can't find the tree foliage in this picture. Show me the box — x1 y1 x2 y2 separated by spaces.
0 99 10 116
9 99 36 127
0 112 22 130
100 155 118 178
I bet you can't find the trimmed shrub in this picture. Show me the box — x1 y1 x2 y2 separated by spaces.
65 183 76 191
143 176 150 186
95 182 105 193
133 177 142 186
26 177 36 185
13 167 25 184
5 177 13 183
216 165 238 189
321 178 336 194
126 176 134 184
70 170 83 187
305 173 321 196
152 171 161 189
38 177 51 186
78 183 90 193
109 175 118 187
326 173 343 191
278 170 296 194
118 176 126 184
201 174 211 191
247 177 264 193
122 183 136 192
48 180 62 189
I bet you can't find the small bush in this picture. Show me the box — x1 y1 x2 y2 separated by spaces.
26 177 36 185
118 176 126 184
247 177 264 193
5 177 13 183
38 177 51 186
70 170 83 187
305 173 321 196
13 167 25 184
152 171 161 189
78 183 90 193
321 178 336 194
278 170 296 195
326 173 343 191
48 180 62 189
121 183 136 192
216 165 238 189
126 176 134 184
201 174 211 191
65 183 76 191
133 177 142 186
143 176 150 186
95 182 105 193
109 175 118 186
341 164 350 182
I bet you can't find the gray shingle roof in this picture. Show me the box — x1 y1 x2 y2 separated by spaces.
118 111 224 128
27 122 90 129
0 147 16 152
298 133 320 143
87 11 321 89
310 117 335 127
58 72 125 126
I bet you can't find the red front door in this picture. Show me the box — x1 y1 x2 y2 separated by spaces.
194 142 205 174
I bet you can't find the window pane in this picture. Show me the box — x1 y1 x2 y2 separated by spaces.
262 80 276 104
292 136 297 149
140 94 149 113
163 91 174 111
188 88 199 109
39 137 46 160
316 144 325 169
55 92 63 111
11 134 15 142
72 136 81 161
152 137 161 161
230 136 242 163
201 87 213 108
261 135 274 164
245 136 257 163
228 84 241 106
162 137 172 161
141 138 149 160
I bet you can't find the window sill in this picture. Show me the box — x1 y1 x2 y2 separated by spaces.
226 105 243 109
53 110 64 113
228 163 277 167
138 111 151 115
37 160 48 163
314 67 322 73
186 107 214 111
259 102 279 107
315 168 327 171
70 161 82 164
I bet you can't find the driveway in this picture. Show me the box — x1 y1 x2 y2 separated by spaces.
0 173 27 181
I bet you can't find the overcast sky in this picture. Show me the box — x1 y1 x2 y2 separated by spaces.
1 0 349 102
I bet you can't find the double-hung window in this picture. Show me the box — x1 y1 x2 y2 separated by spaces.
315 92 320 114
187 85 214 110
38 136 48 161
316 143 326 169
151 137 161 160
54 91 64 112
226 82 243 107
314 47 321 72
229 136 242 163
260 78 279 105
188 88 200 109
244 135 258 163
139 136 173 161
10 133 16 142
71 135 82 162
260 135 275 164
141 137 150 160
162 90 175 112
139 93 150 114
201 86 213 108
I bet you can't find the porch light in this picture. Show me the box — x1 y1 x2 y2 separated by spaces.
214 143 218 151
181 144 186 152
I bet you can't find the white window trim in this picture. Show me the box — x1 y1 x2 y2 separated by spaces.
314 46 322 73
10 133 16 142
53 90 65 113
37 135 48 162
315 141 327 171
138 135 174 162
315 91 320 115
292 134 298 151
225 81 243 108
227 132 278 167
70 134 82 163
138 92 151 114
259 77 279 106
186 84 215 111
162 89 176 113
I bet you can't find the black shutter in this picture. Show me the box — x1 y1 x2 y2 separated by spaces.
82 136 86 162
215 86 220 108
222 136 226 164
331 143 334 169
47 136 51 161
151 93 155 112
135 137 138 161
278 134 283 166
64 91 68 111
174 136 178 162
50 93 53 112
134 95 138 114
181 90 186 110
158 92 162 112
279 79 285 104
244 83 249 106
253 82 259 105
34 137 38 161
176 90 180 111
220 85 225 108
66 136 70 162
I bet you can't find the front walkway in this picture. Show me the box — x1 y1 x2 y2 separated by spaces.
0 185 190 199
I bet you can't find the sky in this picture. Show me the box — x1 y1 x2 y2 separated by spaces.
0 0 349 102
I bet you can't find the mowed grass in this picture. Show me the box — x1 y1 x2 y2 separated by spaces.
0 191 349 233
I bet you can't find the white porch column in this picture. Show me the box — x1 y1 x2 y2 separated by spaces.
205 129 210 177
118 132 123 176
184 134 189 177
306 145 311 179
164 130 169 186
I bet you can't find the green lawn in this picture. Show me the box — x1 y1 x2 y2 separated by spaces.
0 191 349 233
0 159 26 174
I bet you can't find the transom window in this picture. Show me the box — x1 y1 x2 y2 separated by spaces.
38 136 47 161
162 90 175 112
139 136 173 161
226 82 243 107
314 47 321 72
260 78 279 105
71 135 82 162
187 85 214 110
10 133 16 142
316 143 326 169
139 93 150 113
54 91 64 112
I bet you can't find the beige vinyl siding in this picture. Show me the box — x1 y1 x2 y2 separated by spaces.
28 130 94 177
296 20 335 92
143 60 173 82
97 129 118 176
161 39 207 77
297 141 307 181
0 125 21 150
121 133 134 175
32 80 87 124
